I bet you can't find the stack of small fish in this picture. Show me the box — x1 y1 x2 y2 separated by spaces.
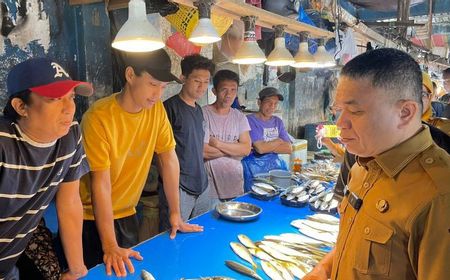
290 214 339 247
224 214 339 279
308 189 339 214
301 160 340 182
250 179 281 200
280 180 331 208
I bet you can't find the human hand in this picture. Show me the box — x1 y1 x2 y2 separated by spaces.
103 245 143 277
302 264 329 280
169 213 204 239
60 266 87 280
209 137 220 149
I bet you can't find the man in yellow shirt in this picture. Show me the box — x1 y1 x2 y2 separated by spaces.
304 48 450 280
79 49 202 277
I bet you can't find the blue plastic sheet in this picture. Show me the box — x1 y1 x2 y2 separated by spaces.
285 6 317 53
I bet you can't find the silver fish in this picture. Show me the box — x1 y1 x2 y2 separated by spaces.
230 242 257 270
225 260 263 280
248 248 274 261
238 234 257 249
261 260 284 280
271 261 294 280
307 213 340 225
141 270 156 280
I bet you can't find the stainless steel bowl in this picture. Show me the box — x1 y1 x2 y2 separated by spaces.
215 201 262 222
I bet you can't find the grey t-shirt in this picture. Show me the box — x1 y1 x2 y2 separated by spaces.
164 95 208 195
202 105 251 199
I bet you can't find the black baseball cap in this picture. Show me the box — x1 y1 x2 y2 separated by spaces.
258 87 284 101
122 49 181 83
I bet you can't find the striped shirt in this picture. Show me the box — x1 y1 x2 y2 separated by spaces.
0 117 89 279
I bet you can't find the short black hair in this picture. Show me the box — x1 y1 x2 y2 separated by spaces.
213 70 239 90
3 90 32 121
341 48 422 106
181 54 215 77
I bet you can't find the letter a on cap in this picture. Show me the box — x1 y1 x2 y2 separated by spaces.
51 62 69 78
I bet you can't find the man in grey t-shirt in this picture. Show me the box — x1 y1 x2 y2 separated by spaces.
203 70 251 204
160 55 215 230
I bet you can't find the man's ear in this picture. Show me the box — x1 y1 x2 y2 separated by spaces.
180 74 186 84
398 100 420 127
212 88 217 96
124 66 135 84
11 97 28 118
257 99 261 107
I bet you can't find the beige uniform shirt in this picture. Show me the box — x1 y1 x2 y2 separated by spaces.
331 126 450 280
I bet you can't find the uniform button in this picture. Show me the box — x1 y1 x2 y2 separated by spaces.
425 157 434 164
364 227 370 234
363 182 370 188
376 199 389 213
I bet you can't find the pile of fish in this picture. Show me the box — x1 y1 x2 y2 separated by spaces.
290 214 340 247
250 178 281 200
280 180 334 210
225 214 339 280
308 189 339 214
300 160 340 182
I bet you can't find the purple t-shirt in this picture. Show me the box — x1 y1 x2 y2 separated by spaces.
247 113 291 143
202 105 251 199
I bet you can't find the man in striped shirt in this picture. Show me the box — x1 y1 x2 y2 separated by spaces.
0 58 92 279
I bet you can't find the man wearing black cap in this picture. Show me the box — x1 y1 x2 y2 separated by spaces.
79 49 203 277
247 87 292 155
0 58 93 279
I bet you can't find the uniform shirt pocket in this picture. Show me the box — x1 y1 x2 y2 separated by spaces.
354 214 394 276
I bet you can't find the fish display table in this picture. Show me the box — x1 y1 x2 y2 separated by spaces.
85 194 318 279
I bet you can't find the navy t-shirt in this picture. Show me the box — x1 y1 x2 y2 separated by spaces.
164 95 208 195
0 118 89 278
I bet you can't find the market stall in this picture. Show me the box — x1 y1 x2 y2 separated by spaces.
85 193 337 280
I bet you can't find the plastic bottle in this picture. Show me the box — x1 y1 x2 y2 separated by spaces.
292 158 302 173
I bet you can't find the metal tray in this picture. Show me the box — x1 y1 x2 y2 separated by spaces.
215 201 262 222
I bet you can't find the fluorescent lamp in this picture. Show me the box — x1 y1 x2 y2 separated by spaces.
189 1 221 44
112 0 165 52
314 39 336 68
292 32 318 68
265 25 294 66
232 16 266 64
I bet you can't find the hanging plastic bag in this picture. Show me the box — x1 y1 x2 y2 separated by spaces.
166 32 201 57
285 6 317 53
242 152 288 192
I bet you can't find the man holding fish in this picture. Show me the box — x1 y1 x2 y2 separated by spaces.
304 48 450 280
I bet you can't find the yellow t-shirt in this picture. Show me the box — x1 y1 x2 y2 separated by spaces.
80 93 175 220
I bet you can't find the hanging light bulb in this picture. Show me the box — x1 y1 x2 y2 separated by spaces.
314 38 336 68
189 0 221 44
292 31 318 68
265 25 294 66
112 0 165 52
232 16 266 65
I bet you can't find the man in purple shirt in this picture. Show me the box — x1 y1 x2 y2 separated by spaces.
247 87 292 155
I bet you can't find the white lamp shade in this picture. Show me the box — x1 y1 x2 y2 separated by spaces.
314 45 336 68
292 42 318 68
265 37 294 66
232 41 266 64
189 18 221 44
112 0 165 52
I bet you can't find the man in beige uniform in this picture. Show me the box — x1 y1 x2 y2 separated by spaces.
304 48 450 280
